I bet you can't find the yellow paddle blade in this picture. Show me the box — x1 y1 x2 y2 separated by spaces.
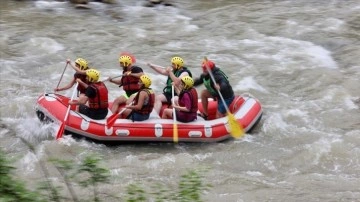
173 123 178 143
227 112 244 138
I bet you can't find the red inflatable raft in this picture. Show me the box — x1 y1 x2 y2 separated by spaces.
35 93 262 142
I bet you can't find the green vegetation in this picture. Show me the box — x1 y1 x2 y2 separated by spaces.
0 150 211 202
0 152 44 202
124 169 212 202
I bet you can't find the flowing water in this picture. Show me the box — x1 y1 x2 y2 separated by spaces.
1 0 360 201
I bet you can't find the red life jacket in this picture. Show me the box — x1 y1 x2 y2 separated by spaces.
74 73 89 94
121 66 141 93
179 88 198 113
133 88 155 115
88 82 109 109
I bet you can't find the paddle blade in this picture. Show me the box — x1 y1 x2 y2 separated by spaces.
56 122 65 140
173 122 178 143
106 113 119 129
227 112 244 138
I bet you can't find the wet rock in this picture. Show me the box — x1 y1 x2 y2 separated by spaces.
75 4 91 9
99 0 116 3
69 0 89 4
150 0 162 4
143 0 174 7
105 9 124 20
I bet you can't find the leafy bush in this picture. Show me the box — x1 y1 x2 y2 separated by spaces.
1 149 211 202
0 151 45 202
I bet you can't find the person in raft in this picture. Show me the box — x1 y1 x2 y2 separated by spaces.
69 69 109 120
120 75 155 121
162 76 198 122
193 59 235 120
54 58 90 96
107 53 144 114
147 56 192 115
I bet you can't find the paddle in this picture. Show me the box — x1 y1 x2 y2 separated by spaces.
102 75 123 82
106 107 127 129
203 57 244 138
55 63 68 91
56 82 79 140
172 85 179 143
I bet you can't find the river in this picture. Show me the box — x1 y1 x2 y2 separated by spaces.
0 0 359 201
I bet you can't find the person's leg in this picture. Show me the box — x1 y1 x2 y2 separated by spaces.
154 94 167 115
216 96 234 118
132 113 150 121
161 108 173 119
111 95 127 114
200 90 212 117
120 108 132 119
126 93 137 105
216 109 225 119
79 104 92 118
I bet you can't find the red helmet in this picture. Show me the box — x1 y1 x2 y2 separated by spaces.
202 60 215 72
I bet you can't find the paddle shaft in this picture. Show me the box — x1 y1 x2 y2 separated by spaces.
64 82 79 128
149 63 166 69
106 102 133 128
117 107 127 117
172 85 177 122
56 63 68 90
64 83 78 121
57 82 78 139
172 85 179 143
102 75 123 82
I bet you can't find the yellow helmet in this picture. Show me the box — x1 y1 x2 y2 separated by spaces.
181 76 194 89
119 55 132 67
86 69 100 82
75 58 88 70
140 75 152 88
171 57 184 69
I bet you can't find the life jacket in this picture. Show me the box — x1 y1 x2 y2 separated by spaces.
120 65 142 93
88 82 109 109
163 67 192 94
133 88 155 115
74 73 89 94
178 87 198 113
202 68 229 97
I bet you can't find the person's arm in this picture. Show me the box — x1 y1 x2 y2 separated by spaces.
147 63 169 76
69 93 88 105
168 69 189 87
193 75 204 87
173 93 191 112
67 59 86 74
77 94 88 105
122 66 144 78
69 86 94 105
76 78 89 89
127 71 144 78
214 72 226 91
128 66 144 78
108 77 122 85
174 83 181 95
55 78 76 91
126 91 146 110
